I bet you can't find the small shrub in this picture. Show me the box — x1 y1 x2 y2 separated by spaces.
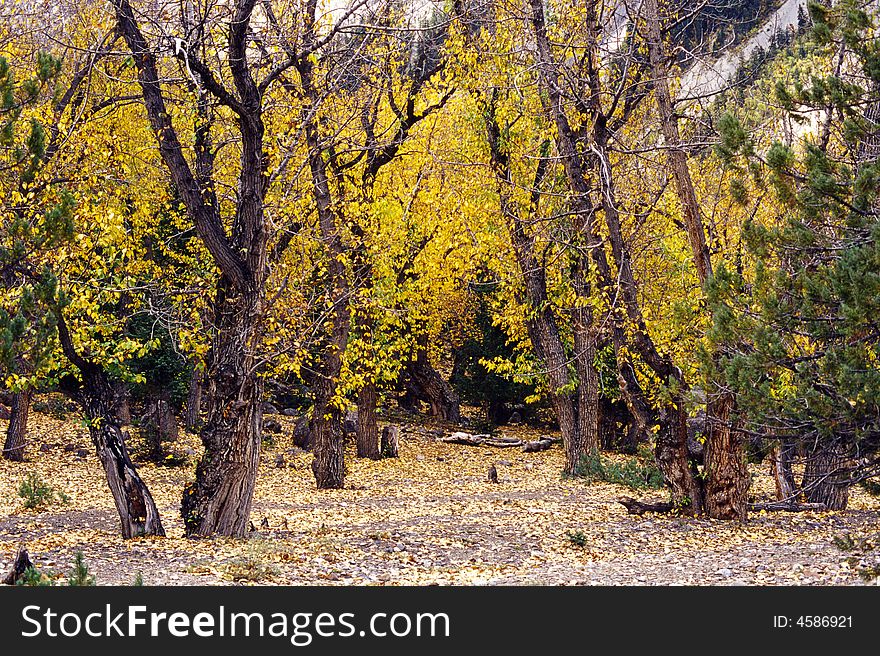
18 472 64 510
133 572 144 586
16 566 53 586
67 551 96 586
859 479 880 496
858 564 880 582
574 445 664 490
566 530 588 548
223 540 280 583
833 533 874 552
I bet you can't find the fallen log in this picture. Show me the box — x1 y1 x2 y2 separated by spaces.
523 437 553 453
2 546 33 585
617 497 674 515
441 432 524 448
617 496 830 515
748 501 827 512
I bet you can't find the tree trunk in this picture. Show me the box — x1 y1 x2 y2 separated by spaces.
527 0 700 506
655 401 704 515
643 0 750 518
381 424 399 458
3 389 32 462
115 383 131 426
70 367 165 538
599 398 618 451
397 385 419 413
142 393 179 462
185 367 203 433
405 345 461 423
483 100 597 478
802 440 850 510
180 285 263 537
311 402 345 488
703 393 749 519
2 547 34 585
356 382 380 459
771 440 797 502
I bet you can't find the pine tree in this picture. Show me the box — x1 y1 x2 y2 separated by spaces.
708 0 880 509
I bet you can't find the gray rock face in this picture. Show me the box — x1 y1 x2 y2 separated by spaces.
282 408 299 417
262 402 280 415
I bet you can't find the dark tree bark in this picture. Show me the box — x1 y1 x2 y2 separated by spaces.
404 345 461 424
184 367 203 433
771 439 797 502
3 389 32 462
643 0 749 518
112 0 270 536
702 394 749 519
115 383 131 426
141 392 179 462
2 547 33 585
356 382 380 459
802 440 850 510
55 311 164 538
397 385 419 413
298 32 351 490
181 287 264 534
381 424 399 458
76 371 166 538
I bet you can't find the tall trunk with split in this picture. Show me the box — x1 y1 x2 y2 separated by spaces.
113 0 271 536
298 24 352 489
484 103 598 475
528 0 699 510
356 381 380 459
643 0 749 518
3 389 32 462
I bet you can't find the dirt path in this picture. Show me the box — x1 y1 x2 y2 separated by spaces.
1 412 879 586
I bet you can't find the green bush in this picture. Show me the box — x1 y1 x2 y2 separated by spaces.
566 530 588 548
18 472 66 509
67 551 95 586
574 445 664 490
16 566 53 586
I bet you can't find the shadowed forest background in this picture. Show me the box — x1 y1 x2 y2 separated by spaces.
1 0 880 585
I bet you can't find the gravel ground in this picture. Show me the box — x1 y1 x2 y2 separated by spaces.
1 412 879 586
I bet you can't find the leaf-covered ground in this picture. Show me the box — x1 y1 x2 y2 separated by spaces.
1 409 879 586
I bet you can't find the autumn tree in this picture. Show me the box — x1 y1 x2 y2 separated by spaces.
0 18 166 537
109 0 300 535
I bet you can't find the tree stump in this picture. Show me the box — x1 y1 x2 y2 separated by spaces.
2 546 33 585
487 464 498 483
381 425 399 458
293 417 312 450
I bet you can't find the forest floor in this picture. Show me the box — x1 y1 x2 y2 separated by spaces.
1 406 880 586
